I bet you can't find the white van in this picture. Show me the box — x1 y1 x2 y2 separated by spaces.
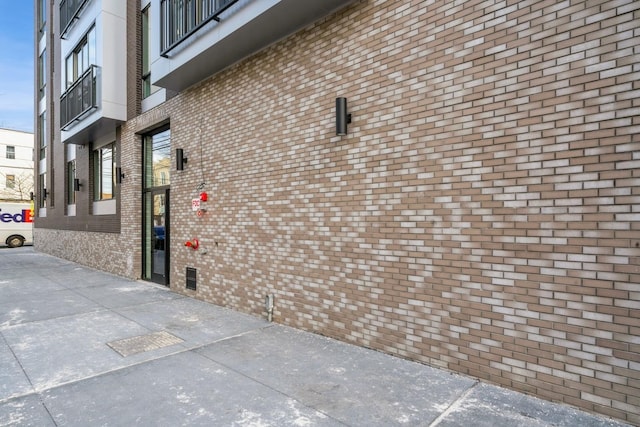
0 202 34 248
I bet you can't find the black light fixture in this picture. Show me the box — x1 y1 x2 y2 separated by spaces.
73 178 82 192
336 97 352 136
176 148 188 170
116 167 125 184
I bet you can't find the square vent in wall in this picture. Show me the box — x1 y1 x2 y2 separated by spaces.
186 267 196 291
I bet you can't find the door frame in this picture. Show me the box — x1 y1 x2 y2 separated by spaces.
143 187 170 286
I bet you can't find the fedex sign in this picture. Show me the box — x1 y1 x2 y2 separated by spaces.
0 209 33 223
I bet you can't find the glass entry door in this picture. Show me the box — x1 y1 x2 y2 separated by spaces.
144 189 169 284
142 127 171 285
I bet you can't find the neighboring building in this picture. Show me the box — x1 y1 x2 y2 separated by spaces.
34 0 639 423
0 128 34 202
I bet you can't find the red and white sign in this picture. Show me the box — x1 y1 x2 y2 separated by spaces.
192 198 201 211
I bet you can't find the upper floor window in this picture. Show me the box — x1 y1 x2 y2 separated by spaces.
93 143 115 201
6 146 15 159
65 26 96 89
38 0 46 33
38 51 47 100
39 113 47 160
142 6 159 98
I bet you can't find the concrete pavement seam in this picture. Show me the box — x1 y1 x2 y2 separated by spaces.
1 323 343 426
0 307 112 332
0 322 273 403
427 380 479 427
192 326 351 427
0 329 60 426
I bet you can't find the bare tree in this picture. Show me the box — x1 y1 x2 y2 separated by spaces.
0 170 34 202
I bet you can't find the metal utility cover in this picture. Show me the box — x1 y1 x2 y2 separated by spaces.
107 331 184 357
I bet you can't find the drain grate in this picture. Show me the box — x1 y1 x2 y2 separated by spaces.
107 331 184 357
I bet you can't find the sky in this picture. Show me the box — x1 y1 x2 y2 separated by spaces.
0 1 34 133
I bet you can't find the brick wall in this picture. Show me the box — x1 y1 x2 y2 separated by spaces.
162 0 639 423
36 0 639 422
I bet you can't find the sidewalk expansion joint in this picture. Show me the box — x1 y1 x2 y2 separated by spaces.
428 380 479 427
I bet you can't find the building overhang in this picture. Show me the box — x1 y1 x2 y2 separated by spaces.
153 0 357 92
62 117 123 145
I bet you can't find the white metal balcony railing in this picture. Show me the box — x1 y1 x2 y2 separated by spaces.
160 0 239 57
60 0 90 38
60 65 98 130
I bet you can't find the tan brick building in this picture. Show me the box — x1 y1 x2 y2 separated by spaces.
34 0 639 423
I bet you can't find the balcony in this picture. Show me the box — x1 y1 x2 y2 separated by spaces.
59 0 127 144
153 0 357 92
60 65 98 131
60 0 91 38
160 0 240 56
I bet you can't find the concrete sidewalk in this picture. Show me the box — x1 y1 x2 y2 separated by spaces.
0 247 629 426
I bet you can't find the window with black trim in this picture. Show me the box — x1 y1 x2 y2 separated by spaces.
39 173 46 208
61 26 97 129
142 6 159 98
67 160 76 205
39 113 47 160
65 25 96 89
38 51 46 100
93 143 115 201
38 0 46 33
6 145 15 159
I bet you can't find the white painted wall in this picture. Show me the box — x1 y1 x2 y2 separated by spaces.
0 129 34 201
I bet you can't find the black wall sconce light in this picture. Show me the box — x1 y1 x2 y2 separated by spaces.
73 178 82 192
116 167 125 184
176 148 188 171
336 97 352 136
